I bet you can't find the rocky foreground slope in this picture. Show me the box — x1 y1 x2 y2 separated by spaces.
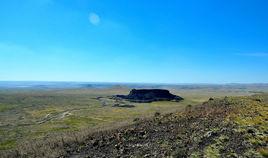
2 94 268 158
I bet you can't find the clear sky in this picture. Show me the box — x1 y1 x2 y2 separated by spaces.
0 0 267 83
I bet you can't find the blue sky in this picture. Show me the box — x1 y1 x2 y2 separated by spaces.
0 0 267 83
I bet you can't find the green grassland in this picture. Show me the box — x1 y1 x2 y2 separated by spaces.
0 87 263 150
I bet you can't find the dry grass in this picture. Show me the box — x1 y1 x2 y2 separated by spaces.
0 87 264 157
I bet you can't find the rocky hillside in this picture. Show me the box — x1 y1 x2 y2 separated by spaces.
2 94 268 158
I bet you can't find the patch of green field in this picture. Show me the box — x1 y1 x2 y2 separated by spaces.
0 140 16 150
0 103 16 112
204 144 220 158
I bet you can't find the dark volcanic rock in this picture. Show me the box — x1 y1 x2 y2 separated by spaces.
116 89 183 103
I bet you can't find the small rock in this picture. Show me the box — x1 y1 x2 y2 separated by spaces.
115 144 121 150
92 140 99 147
154 112 161 117
209 97 214 101
204 131 218 138
247 128 255 134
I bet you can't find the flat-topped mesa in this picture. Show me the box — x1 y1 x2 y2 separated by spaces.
116 89 183 103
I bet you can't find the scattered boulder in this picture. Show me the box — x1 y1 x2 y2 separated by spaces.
209 97 214 101
247 128 256 134
115 89 183 103
154 112 161 117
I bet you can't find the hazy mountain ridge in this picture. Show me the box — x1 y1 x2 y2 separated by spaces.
0 81 268 91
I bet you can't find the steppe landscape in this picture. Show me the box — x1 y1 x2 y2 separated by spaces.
0 83 267 157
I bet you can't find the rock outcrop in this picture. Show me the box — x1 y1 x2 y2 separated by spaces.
115 89 183 103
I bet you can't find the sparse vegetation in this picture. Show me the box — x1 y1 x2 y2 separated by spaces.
0 87 267 157
0 88 200 151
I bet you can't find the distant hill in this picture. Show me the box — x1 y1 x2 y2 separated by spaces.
0 81 268 92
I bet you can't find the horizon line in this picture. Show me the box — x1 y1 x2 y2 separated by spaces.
0 80 268 85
